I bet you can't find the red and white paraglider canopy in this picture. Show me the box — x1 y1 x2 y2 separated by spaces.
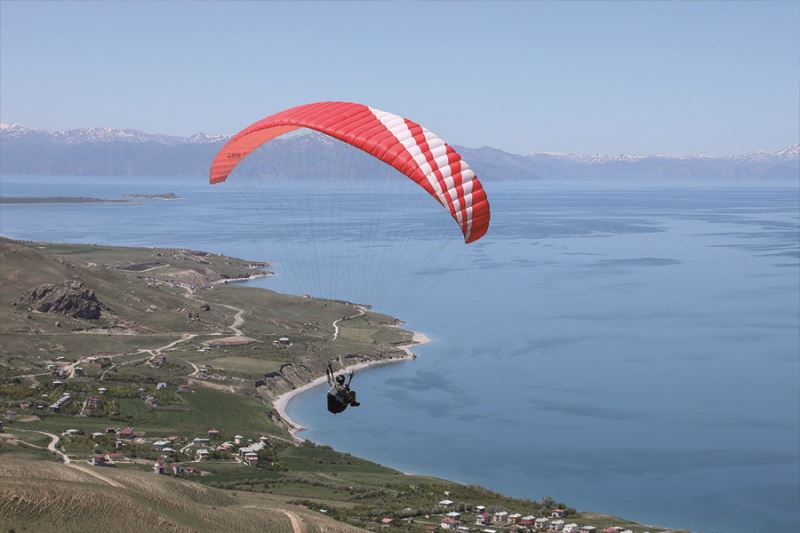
209 102 490 243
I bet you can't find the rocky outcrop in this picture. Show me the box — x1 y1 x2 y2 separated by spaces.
16 280 103 319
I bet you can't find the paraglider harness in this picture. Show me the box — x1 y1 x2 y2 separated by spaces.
326 362 359 414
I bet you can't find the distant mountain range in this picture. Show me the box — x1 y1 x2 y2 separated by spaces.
1 122 797 182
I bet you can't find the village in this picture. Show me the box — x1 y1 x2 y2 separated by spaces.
396 499 650 533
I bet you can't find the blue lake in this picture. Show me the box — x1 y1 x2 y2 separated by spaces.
1 175 798 533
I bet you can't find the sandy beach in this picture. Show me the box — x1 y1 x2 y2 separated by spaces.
273 330 431 440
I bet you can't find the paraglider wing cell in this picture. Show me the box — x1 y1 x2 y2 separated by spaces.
209 101 490 243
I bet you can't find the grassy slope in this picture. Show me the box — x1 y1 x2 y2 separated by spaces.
0 455 365 533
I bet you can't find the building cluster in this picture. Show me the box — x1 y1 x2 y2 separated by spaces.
146 429 271 474
428 501 646 533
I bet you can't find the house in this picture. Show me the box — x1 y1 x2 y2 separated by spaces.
98 387 107 394
508 513 522 524
105 427 117 433
245 453 259 467
207 429 220 439
92 455 108 466
239 441 265 456
91 432 105 439
441 513 460 530
535 517 550 530
548 519 565 531
64 429 81 436
162 447 175 455
492 511 508 524
601 528 624 533
178 384 191 393
438 499 454 507
278 336 290 345
381 517 394 527
74 367 84 376
195 448 210 461
152 440 169 451
425 526 440 533
475 505 486 512
551 509 566 519
520 515 536 527
192 437 210 446
234 434 244 445
562 524 579 533
172 463 185 476
475 511 491 525
579 527 597 533
118 427 135 439
153 458 166 474
105 452 126 463
156 382 167 390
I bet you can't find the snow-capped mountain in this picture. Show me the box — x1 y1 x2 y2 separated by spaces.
1 122 797 182
0 122 229 145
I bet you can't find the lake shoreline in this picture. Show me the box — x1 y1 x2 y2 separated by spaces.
273 331 431 441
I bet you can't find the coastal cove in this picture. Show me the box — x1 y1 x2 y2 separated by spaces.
274 331 431 440
1 175 798 533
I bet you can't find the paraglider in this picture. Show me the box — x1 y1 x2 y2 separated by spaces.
209 101 491 243
209 102 492 415
326 362 359 414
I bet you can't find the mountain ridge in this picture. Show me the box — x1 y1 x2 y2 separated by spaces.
1 122 797 181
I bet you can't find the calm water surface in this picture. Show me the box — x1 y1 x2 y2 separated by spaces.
1 176 798 533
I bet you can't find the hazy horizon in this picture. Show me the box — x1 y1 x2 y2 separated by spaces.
1 2 798 156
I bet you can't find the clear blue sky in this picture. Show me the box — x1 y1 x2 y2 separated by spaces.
1 1 797 155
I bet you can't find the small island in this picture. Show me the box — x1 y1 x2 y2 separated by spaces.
0 238 683 533
1 192 180 204
0 196 132 204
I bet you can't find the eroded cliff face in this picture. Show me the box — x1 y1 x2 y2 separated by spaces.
255 349 411 401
